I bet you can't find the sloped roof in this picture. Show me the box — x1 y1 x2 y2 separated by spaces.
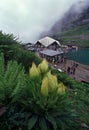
40 49 63 57
37 36 61 47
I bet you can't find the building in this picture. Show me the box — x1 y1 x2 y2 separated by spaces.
40 49 64 63
34 36 64 63
35 36 61 51
22 43 35 52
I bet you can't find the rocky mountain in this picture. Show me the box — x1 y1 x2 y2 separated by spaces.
48 2 89 47
50 2 89 33
40 1 89 46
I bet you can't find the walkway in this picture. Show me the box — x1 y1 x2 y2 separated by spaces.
54 60 89 83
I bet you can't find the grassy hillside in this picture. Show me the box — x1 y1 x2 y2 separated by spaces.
50 5 89 47
59 24 89 36
56 24 89 47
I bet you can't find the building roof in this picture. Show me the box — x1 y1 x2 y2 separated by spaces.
40 49 63 57
37 36 61 47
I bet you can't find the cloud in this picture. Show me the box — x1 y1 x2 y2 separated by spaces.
0 0 88 43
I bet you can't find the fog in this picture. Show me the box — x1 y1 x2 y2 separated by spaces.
0 0 88 43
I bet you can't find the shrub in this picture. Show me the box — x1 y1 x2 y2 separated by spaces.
0 31 41 72
0 53 25 105
52 68 89 127
10 59 77 130
0 31 19 45
0 54 89 130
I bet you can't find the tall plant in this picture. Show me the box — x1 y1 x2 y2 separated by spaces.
11 59 77 130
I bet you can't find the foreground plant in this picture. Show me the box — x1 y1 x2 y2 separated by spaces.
0 53 25 106
0 55 88 130
0 53 26 129
11 59 77 130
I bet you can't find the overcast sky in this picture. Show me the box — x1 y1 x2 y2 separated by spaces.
0 0 88 43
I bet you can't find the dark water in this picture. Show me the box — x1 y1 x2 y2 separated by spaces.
66 47 89 66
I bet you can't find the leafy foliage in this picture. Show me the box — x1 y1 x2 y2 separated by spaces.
0 56 76 130
0 31 19 45
0 53 25 105
52 68 89 126
0 31 41 72
14 48 41 72
0 29 89 130
9 60 77 130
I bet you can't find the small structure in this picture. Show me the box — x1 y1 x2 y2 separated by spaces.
27 47 35 52
23 43 33 48
35 36 61 51
23 43 35 52
40 49 64 63
72 46 78 51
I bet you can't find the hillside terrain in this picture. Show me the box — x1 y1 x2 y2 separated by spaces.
49 3 89 47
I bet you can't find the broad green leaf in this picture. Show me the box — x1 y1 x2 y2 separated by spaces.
39 117 48 130
46 115 57 130
28 115 38 130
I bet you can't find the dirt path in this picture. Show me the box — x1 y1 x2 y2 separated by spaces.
55 60 89 83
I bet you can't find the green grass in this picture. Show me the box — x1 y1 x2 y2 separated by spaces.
55 24 89 47
59 24 89 37
60 37 89 47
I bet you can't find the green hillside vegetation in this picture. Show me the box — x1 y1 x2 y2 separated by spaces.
0 31 41 71
60 37 89 47
0 53 89 130
56 24 89 47
0 31 89 130
59 24 89 37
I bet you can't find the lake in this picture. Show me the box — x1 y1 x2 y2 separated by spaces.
66 47 89 66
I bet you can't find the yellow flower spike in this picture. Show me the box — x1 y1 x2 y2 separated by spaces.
38 59 48 74
29 62 40 79
41 76 49 96
47 71 58 92
57 83 66 94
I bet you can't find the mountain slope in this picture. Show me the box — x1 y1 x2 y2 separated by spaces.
49 2 89 47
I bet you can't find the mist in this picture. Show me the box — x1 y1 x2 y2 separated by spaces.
0 0 88 43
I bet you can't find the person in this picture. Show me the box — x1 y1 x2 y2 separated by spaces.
70 65 76 75
67 66 71 75
75 63 78 68
72 66 76 75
